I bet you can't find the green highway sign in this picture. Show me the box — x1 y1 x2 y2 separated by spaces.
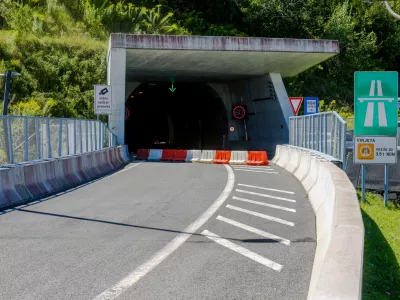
354 71 398 136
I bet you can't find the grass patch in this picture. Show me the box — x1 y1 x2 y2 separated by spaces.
359 191 400 299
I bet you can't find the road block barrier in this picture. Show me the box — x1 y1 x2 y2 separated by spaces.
148 149 162 161
273 145 363 300
136 149 150 160
247 151 269 166
161 149 175 161
199 150 216 163
229 151 248 165
172 150 187 162
0 145 131 210
214 151 231 164
186 150 201 162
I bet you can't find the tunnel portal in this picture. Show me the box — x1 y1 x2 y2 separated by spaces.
125 83 227 152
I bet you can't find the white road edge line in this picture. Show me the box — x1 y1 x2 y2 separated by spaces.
233 168 275 171
233 196 296 213
233 166 274 170
201 230 283 271
92 165 235 300
234 169 278 174
238 183 294 195
216 215 291 245
236 189 296 203
226 205 294 226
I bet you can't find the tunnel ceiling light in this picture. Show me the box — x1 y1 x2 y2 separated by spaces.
138 91 144 94
130 95 134 98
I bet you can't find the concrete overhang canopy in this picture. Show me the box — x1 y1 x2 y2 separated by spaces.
109 34 339 82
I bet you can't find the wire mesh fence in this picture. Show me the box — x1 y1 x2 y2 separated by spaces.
289 112 347 163
0 116 117 165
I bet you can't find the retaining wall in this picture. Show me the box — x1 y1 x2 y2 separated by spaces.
0 145 131 210
272 145 364 300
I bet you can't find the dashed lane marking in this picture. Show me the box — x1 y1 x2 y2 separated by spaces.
201 230 283 271
233 196 296 213
234 169 278 174
216 215 291 245
236 189 296 203
226 205 295 226
237 184 294 195
92 165 235 300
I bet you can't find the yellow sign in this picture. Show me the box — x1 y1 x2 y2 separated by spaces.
357 143 374 160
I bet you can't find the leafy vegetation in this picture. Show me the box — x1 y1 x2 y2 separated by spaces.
359 192 400 299
1 0 400 118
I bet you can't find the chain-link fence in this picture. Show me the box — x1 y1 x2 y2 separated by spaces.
289 112 347 163
0 116 117 165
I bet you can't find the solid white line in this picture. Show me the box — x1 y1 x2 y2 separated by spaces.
238 184 294 195
234 169 278 174
236 189 296 203
226 205 294 226
92 165 235 300
233 196 296 213
201 230 283 271
233 167 275 171
216 216 290 245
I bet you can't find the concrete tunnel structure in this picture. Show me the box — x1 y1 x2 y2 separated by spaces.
107 34 339 153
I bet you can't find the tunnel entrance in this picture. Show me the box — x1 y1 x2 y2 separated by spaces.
125 83 227 152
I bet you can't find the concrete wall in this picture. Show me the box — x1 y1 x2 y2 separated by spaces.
108 48 127 144
209 74 293 152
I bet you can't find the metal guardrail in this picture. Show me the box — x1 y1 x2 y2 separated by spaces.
0 116 117 165
289 112 347 164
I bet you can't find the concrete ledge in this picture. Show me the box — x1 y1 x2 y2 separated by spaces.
274 145 364 300
0 146 131 210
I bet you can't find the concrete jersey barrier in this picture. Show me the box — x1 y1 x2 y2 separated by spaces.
274 145 364 300
0 146 131 210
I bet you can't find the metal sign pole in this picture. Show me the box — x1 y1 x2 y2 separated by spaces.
384 164 389 206
361 164 366 203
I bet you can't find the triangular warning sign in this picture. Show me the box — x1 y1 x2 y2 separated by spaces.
289 97 303 116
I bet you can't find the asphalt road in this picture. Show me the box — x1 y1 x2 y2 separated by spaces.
0 162 316 300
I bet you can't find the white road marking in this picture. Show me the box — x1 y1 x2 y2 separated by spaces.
201 230 283 271
216 215 291 245
233 166 274 170
234 169 278 174
233 167 275 171
226 205 294 226
92 165 235 300
236 189 296 203
233 196 296 213
238 184 294 195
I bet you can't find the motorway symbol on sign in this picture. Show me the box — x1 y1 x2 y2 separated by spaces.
354 72 398 136
304 97 318 115
289 97 303 116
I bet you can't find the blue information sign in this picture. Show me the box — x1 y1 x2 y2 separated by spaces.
304 97 319 115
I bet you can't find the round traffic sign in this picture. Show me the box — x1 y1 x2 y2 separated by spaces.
232 105 246 120
229 126 235 132
125 108 130 120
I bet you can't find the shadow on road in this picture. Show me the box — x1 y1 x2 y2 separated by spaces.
14 208 285 244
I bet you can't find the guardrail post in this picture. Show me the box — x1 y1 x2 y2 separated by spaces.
73 119 77 155
58 119 62 157
86 120 89 152
47 118 52 158
311 115 314 150
324 114 328 154
7 118 14 164
94 121 98 151
24 117 29 161
79 120 83 154
66 120 70 156
35 118 41 160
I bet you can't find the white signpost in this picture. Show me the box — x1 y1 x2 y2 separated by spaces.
94 85 112 115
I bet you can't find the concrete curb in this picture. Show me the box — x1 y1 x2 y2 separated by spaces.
0 146 131 210
274 145 364 300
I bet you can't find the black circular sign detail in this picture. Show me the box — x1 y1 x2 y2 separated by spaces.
232 105 246 120
125 108 130 120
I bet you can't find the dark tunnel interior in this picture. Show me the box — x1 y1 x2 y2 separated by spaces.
125 82 228 152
